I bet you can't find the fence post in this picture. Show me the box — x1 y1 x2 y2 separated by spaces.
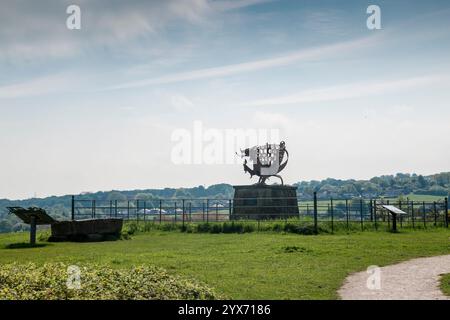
345 199 349 230
92 200 96 219
115 200 118 218
127 201 130 220
313 192 318 233
369 199 373 222
330 198 334 234
360 198 364 231
109 200 113 218
216 203 219 222
71 195 75 220
374 200 378 230
159 199 162 224
143 201 146 222
327 203 330 230
299 200 302 219
433 201 437 226
206 199 209 223
189 202 192 222
174 202 177 223
445 197 448 228
229 199 232 220
411 201 415 229
136 200 139 222
422 201 426 228
202 201 205 222
182 199 185 230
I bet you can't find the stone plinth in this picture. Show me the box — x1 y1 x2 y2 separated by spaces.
49 218 123 242
232 185 299 220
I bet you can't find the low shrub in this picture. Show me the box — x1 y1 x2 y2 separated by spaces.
124 220 332 235
281 223 323 235
196 223 211 233
0 263 220 300
160 223 180 232
123 222 139 235
38 231 51 242
210 224 222 234
243 224 255 233
120 232 132 240
222 222 245 233
271 222 284 232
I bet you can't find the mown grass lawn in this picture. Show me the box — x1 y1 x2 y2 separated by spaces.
0 229 449 299
440 274 450 297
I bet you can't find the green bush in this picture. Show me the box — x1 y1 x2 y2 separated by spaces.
38 231 51 242
160 223 179 232
123 222 139 235
210 224 222 234
243 224 255 233
181 223 196 233
123 220 370 235
120 232 132 240
196 223 211 233
142 222 157 232
222 222 242 233
271 222 283 232
0 263 220 300
178 221 323 235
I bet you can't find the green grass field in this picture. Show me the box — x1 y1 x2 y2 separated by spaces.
1 228 449 299
299 193 446 207
440 274 450 297
403 194 446 202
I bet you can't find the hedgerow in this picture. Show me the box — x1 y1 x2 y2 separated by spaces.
0 263 220 300
123 220 328 235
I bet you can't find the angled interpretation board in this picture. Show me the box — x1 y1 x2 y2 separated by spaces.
377 204 407 232
7 207 56 244
380 205 407 216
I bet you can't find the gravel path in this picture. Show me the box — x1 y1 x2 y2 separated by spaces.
338 255 450 300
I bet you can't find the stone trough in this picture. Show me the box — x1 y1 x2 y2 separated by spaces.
49 218 123 242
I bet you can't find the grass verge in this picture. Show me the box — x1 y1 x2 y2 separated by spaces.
440 273 450 297
0 229 449 299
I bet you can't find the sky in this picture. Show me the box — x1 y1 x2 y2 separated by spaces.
1 0 450 200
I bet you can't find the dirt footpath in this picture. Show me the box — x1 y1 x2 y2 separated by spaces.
338 255 450 300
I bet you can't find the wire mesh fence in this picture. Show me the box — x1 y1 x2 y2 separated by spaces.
71 195 449 232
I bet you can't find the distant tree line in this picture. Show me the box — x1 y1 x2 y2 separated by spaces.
295 172 450 200
0 184 233 233
1 173 449 233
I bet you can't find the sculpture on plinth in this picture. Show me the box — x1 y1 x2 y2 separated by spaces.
237 141 289 185
233 141 298 220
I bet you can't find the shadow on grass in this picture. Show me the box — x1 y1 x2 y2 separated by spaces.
4 242 51 249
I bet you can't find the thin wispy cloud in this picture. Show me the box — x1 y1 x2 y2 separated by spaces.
0 0 274 62
240 74 450 106
107 35 380 90
211 0 275 11
0 72 87 99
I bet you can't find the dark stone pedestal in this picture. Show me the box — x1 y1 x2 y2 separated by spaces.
232 185 299 220
49 218 123 242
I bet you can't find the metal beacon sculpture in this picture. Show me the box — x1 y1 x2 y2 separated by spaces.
237 141 289 185
233 141 298 220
